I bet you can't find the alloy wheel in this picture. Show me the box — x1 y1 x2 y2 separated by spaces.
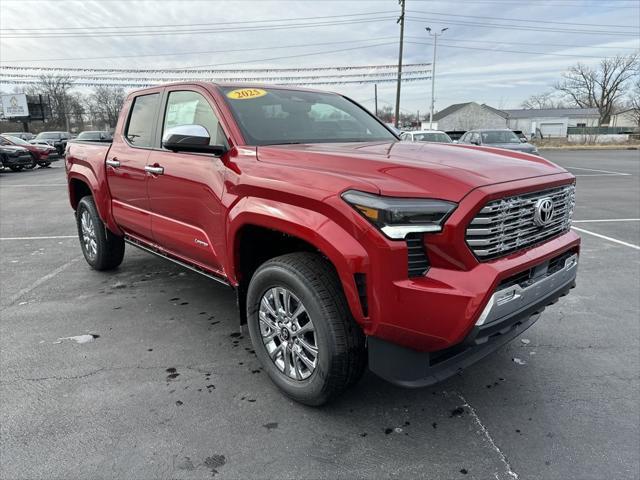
258 287 318 380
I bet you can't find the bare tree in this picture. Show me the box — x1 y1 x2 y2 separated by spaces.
521 91 565 109
25 75 74 130
554 54 639 125
628 77 640 127
90 86 126 129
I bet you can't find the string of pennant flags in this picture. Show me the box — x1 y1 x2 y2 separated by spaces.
1 70 431 83
0 76 432 88
0 63 430 75
0 63 431 88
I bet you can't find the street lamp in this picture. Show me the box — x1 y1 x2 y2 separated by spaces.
426 26 448 130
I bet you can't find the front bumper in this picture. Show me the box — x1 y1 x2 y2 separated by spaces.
3 154 33 167
368 250 578 387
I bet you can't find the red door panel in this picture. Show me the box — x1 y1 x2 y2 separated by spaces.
107 141 152 241
146 151 227 274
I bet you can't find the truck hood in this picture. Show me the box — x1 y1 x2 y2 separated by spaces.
257 141 567 202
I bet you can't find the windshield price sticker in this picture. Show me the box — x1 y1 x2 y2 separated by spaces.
226 88 267 100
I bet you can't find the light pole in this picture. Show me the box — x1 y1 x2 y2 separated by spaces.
426 26 448 130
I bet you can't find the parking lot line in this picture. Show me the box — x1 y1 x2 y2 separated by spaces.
571 226 640 250
4 256 82 307
565 166 631 176
0 235 76 241
573 219 640 223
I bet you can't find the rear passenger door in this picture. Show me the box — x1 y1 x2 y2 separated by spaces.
107 90 162 242
146 87 229 275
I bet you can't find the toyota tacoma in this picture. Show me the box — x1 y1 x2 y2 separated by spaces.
65 83 580 405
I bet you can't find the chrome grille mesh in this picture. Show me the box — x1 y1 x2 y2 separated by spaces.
466 184 575 260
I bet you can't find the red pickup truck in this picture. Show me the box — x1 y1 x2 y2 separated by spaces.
66 83 580 405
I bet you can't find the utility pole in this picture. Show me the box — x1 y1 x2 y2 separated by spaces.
374 83 378 117
426 26 448 130
394 0 405 129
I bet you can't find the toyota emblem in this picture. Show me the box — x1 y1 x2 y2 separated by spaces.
534 198 554 226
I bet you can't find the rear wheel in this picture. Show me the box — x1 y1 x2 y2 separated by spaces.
76 196 125 270
38 161 51 168
9 165 23 172
246 252 366 406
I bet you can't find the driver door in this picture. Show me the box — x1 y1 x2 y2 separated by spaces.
146 87 229 275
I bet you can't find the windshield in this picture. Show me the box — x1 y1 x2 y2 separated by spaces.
481 131 520 144
221 87 396 146
4 135 28 145
415 132 452 143
36 132 60 139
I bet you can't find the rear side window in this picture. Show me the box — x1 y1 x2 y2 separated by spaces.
125 93 160 147
162 90 225 146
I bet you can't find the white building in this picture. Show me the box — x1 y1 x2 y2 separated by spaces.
504 108 600 138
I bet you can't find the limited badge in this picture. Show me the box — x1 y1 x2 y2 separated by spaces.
226 88 267 100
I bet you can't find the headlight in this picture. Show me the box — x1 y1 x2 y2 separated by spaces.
342 190 456 239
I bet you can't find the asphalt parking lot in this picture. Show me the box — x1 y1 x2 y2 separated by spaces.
1 150 639 480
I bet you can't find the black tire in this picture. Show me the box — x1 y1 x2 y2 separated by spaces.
38 161 51 168
76 196 125 270
25 156 37 170
9 165 23 172
246 252 366 406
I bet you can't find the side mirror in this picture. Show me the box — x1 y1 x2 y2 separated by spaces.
471 139 480 145
162 124 227 156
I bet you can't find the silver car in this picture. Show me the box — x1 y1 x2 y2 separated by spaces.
459 129 539 155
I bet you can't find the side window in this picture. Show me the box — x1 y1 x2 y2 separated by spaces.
125 93 160 147
460 133 468 143
162 90 225 146
400 133 409 140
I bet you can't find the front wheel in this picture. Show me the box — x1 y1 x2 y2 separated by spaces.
9 165 23 172
246 252 366 406
76 196 125 270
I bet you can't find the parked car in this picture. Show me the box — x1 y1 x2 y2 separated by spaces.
66 83 579 405
0 137 35 171
75 130 113 142
400 130 453 143
31 131 72 156
459 129 540 155
1 134 59 168
2 131 36 141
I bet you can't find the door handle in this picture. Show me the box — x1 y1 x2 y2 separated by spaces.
145 165 164 175
106 158 120 168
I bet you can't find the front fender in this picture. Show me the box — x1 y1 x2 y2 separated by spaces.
227 197 370 325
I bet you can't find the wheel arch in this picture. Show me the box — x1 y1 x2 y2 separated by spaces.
227 198 370 328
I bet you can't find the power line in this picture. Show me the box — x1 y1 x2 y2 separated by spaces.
0 10 397 32
2 42 402 74
406 40 612 59
405 35 639 50
0 37 399 64
407 16 638 36
0 16 395 39
409 9 639 28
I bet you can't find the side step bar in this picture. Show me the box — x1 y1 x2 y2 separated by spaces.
124 236 231 288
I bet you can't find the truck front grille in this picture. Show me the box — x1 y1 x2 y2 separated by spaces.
466 184 575 261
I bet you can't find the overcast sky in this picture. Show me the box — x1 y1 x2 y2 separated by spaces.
1 0 638 114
